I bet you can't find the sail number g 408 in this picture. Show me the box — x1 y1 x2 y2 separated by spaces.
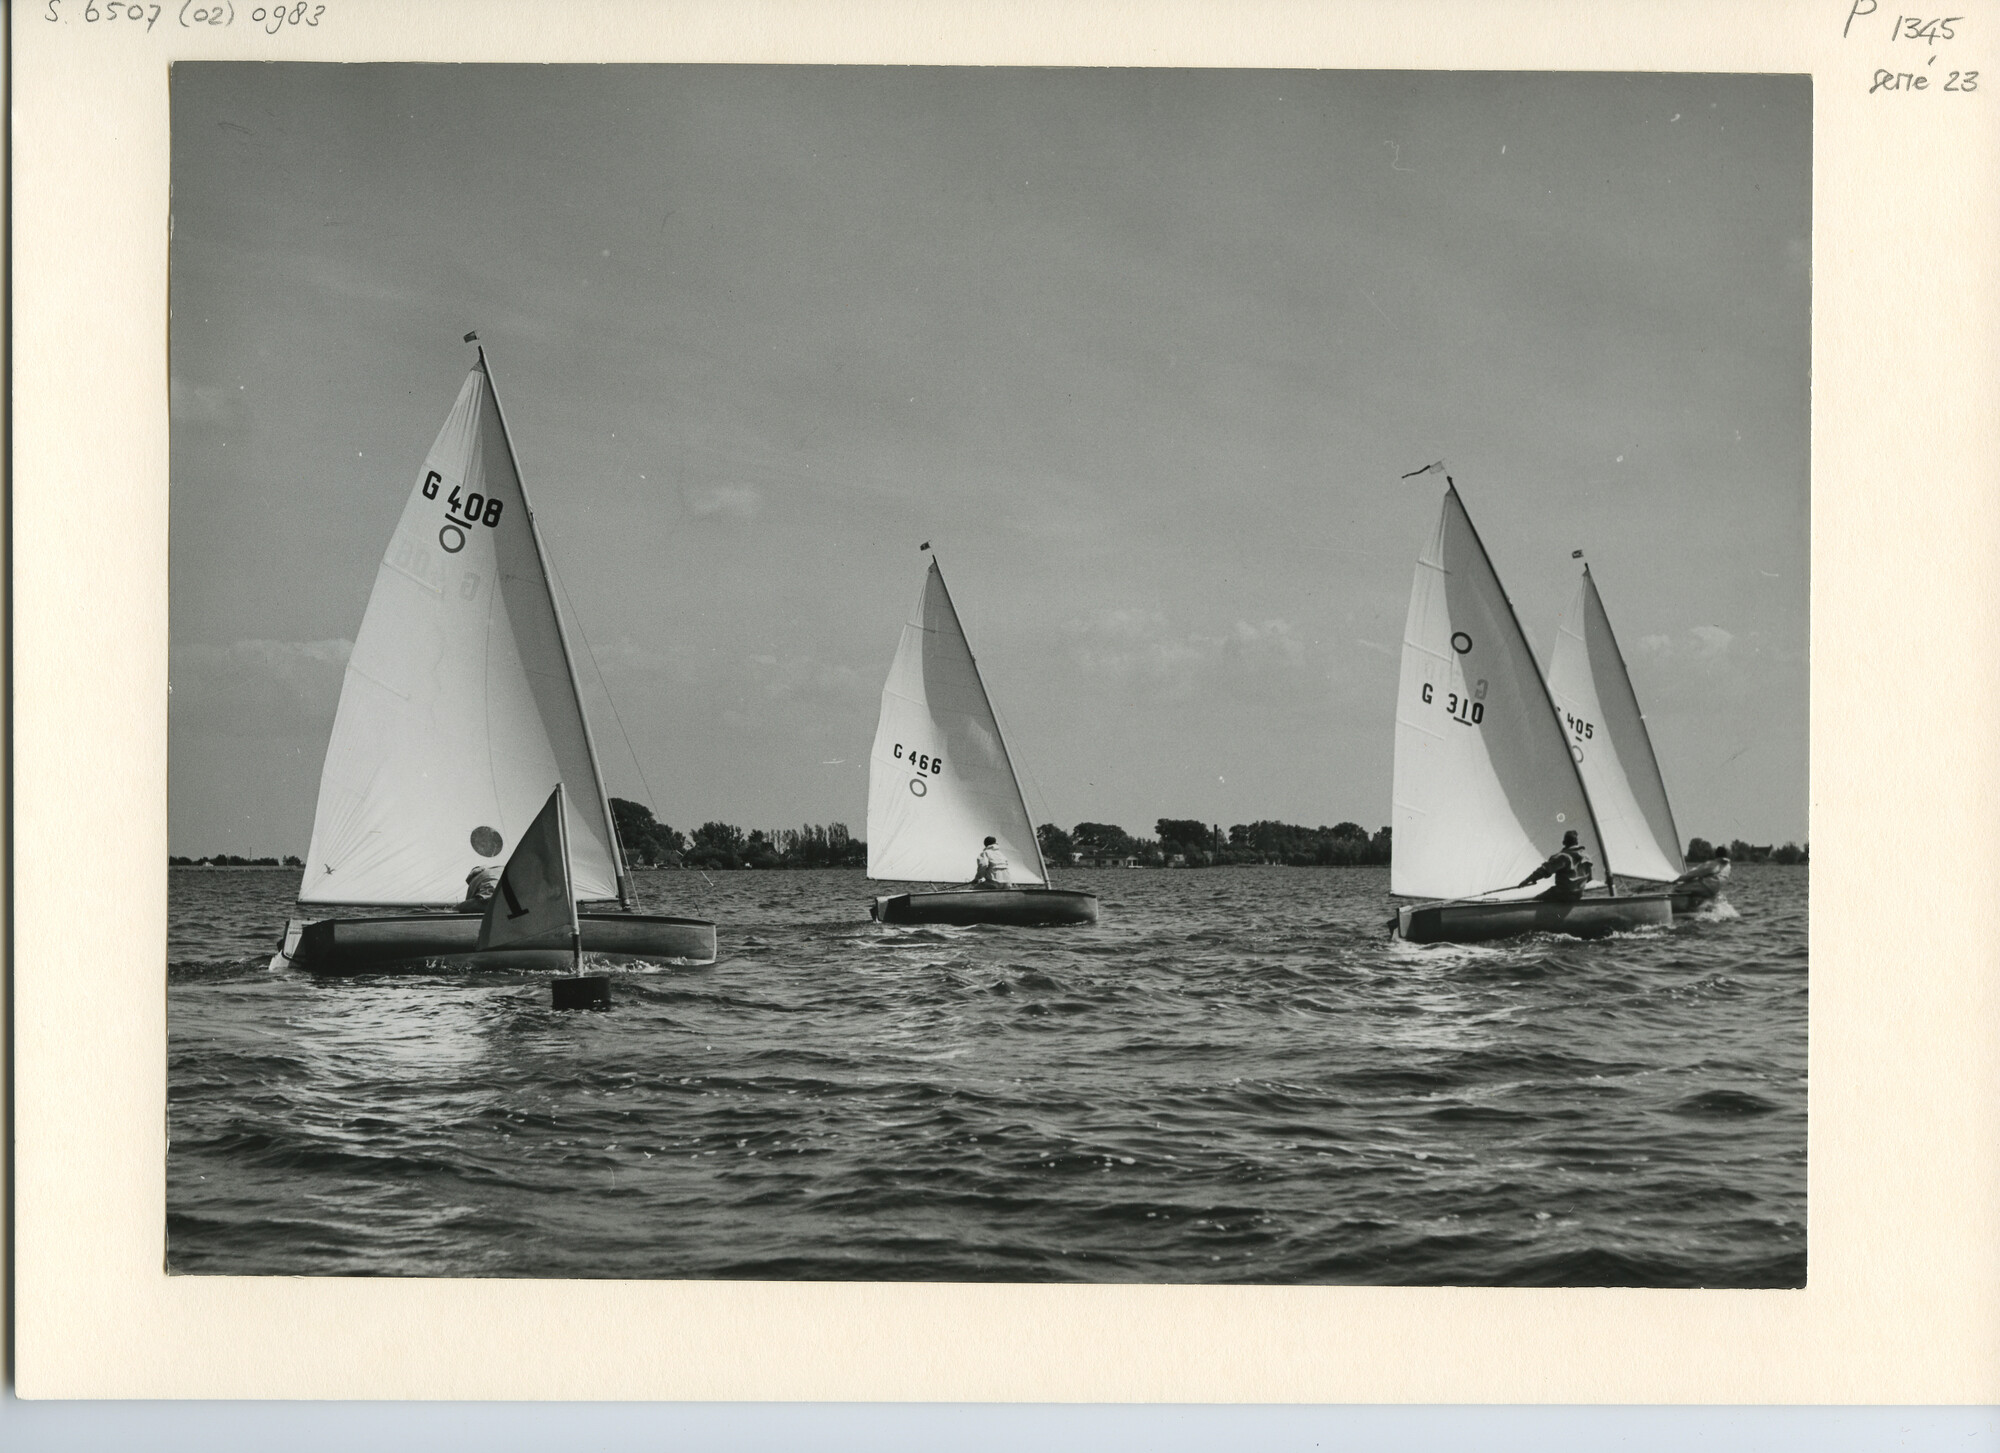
422 471 505 529
893 743 944 775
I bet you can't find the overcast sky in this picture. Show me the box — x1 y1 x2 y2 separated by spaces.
168 65 1809 857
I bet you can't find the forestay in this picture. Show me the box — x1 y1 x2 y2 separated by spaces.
867 562 1046 886
1545 566 1685 883
1391 484 1605 900
301 361 620 906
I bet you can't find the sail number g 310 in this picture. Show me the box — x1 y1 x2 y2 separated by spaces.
893 743 944 775
1420 680 1485 726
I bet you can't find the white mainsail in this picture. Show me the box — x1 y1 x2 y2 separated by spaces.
1545 566 1685 883
1391 483 1606 900
300 357 623 907
867 561 1047 886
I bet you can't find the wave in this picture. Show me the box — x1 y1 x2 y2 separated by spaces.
165 864 1809 1284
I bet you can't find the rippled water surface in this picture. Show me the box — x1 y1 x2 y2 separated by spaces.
167 865 1806 1284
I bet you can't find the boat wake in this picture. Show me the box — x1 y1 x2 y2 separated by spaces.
1383 936 1515 965
874 923 978 942
590 957 711 973
1593 920 1676 942
1678 899 1741 923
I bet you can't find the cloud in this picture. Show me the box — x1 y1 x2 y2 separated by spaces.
1087 608 1165 641
588 635 866 712
1631 623 1805 716
1066 610 1309 703
169 374 242 425
717 652 871 740
743 653 867 704
1637 624 1736 671
588 635 682 679
171 638 352 733
1690 624 1735 657
685 486 761 524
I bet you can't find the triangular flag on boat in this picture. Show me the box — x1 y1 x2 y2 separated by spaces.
463 330 479 342
920 541 931 551
1400 460 1446 479
477 785 579 953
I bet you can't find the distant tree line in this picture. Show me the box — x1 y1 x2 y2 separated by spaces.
612 798 867 871
169 855 304 868
1688 837 1808 865
167 815 1808 874
1033 819 1394 868
681 821 868 871
619 806 1397 872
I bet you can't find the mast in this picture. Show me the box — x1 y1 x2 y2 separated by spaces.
477 345 634 908
931 555 1052 884
557 782 582 972
1446 480 1616 895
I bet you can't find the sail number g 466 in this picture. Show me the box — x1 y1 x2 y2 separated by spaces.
422 471 505 529
893 743 944 775
1420 681 1485 726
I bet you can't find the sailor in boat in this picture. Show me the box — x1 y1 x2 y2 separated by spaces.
1670 843 1731 904
971 836 1011 890
1518 830 1593 901
456 863 500 912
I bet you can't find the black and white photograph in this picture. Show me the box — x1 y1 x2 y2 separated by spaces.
165 63 1809 1287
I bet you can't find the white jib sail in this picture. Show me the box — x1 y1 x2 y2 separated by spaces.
1391 485 1606 900
867 561 1046 886
477 784 579 953
1545 567 1685 883
301 361 620 906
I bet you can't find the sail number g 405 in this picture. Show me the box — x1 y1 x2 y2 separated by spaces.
1563 710 1595 741
893 743 944 775
422 471 505 529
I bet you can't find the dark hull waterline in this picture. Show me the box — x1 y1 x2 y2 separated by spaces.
1396 894 1673 944
870 887 1100 927
274 911 718 974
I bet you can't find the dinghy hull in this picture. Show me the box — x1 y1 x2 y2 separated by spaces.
1396 894 1671 944
870 887 1099 927
272 911 717 974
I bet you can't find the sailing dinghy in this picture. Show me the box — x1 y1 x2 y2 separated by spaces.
272 348 716 974
1389 474 1671 943
1545 563 1719 915
866 559 1098 927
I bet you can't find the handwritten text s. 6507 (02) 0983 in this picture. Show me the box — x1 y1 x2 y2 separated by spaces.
44 1 328 34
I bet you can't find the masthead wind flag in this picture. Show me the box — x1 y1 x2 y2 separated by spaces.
477 785 578 952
